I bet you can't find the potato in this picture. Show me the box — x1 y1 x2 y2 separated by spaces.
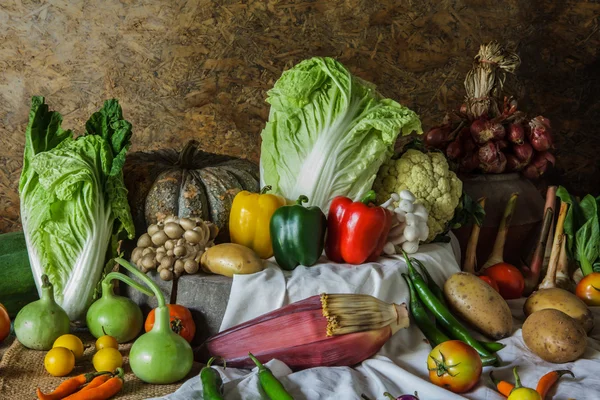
522 309 587 363
524 288 594 333
200 243 264 277
443 272 512 339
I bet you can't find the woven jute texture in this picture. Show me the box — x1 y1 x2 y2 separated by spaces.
0 333 201 399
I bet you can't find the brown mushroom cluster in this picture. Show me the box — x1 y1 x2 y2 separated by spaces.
131 215 219 281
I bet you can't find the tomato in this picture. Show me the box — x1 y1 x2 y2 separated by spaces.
145 304 196 343
95 335 119 351
92 347 123 372
0 303 10 342
53 334 84 359
575 272 600 306
44 347 75 377
427 340 482 393
479 275 500 292
483 263 524 299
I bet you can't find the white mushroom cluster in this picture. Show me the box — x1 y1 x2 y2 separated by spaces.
380 190 429 255
131 216 218 281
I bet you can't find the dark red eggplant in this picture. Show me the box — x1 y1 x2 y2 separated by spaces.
471 118 506 143
513 142 533 164
528 116 553 152
507 123 524 145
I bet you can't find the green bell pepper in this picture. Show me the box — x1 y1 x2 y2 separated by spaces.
270 195 327 270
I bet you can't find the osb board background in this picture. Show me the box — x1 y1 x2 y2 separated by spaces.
1 0 599 233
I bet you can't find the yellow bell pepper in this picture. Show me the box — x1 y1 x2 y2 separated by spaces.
229 186 287 259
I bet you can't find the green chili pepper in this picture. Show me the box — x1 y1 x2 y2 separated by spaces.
248 353 294 400
270 195 327 271
411 258 447 307
410 258 506 354
402 252 498 365
402 273 449 347
200 357 224 400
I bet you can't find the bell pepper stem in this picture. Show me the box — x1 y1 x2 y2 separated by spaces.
295 195 309 205
360 190 378 205
260 186 272 194
103 272 154 297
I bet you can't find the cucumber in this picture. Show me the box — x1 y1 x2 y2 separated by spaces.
0 231 38 318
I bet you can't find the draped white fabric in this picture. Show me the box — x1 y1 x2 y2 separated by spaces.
153 235 600 400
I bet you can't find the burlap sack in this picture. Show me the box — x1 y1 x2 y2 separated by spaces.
0 333 201 399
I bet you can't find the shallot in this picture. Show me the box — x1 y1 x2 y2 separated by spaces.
507 123 524 144
528 116 553 151
505 154 524 172
471 118 505 144
480 152 506 174
446 139 463 160
513 142 533 164
522 151 555 179
424 126 451 149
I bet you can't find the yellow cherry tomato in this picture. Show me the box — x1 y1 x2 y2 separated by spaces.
53 334 84 359
44 347 75 377
507 387 542 400
92 347 123 372
95 335 119 351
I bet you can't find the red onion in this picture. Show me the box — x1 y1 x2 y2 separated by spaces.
424 126 451 149
513 142 533 164
506 154 525 172
478 142 500 164
470 118 506 143
523 151 556 179
460 153 480 173
496 139 509 151
481 152 507 173
528 116 553 152
446 139 463 160
463 136 477 154
507 123 524 144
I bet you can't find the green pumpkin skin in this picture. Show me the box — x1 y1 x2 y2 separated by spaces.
129 307 193 384
14 275 70 350
86 288 144 343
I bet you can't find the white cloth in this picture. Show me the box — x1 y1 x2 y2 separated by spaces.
153 236 600 400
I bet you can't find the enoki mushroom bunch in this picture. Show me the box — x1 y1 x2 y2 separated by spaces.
131 216 218 281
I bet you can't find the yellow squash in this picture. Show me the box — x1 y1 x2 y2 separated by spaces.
229 186 287 258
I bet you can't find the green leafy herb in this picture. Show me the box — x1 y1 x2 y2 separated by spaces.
432 192 486 243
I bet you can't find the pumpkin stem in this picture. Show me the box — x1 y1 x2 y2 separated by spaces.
178 140 200 168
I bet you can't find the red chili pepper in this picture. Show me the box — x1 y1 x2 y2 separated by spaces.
325 190 393 264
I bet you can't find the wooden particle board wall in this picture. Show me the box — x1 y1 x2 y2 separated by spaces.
1 0 599 232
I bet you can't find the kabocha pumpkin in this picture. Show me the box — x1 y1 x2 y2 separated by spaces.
123 140 260 241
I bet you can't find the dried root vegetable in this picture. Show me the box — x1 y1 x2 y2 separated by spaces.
131 216 218 281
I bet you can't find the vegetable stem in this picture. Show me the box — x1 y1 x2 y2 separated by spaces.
463 197 486 273
359 190 378 205
102 272 154 297
115 258 165 308
539 201 568 289
295 195 308 206
261 186 272 194
542 186 557 272
482 193 519 270
521 207 554 296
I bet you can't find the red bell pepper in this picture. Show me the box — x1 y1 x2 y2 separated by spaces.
325 190 394 264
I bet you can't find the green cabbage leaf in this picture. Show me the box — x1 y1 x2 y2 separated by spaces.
19 96 134 321
260 57 422 212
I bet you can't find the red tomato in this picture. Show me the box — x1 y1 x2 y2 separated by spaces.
427 340 482 393
479 275 500 292
0 303 10 342
575 272 600 306
145 304 196 343
483 263 524 299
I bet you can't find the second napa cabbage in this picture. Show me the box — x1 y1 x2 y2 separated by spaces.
260 57 422 212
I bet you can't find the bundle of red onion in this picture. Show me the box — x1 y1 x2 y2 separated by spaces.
423 41 555 178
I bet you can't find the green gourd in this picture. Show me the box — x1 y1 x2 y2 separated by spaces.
86 270 154 343
115 257 193 384
14 274 70 350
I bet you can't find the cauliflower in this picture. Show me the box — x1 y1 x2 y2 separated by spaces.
373 149 462 241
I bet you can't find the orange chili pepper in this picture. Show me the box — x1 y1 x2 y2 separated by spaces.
490 371 515 397
62 368 125 400
36 371 111 400
79 373 113 392
536 370 574 399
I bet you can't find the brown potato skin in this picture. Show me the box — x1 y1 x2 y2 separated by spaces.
524 288 594 333
200 243 264 277
443 272 512 339
522 309 587 363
